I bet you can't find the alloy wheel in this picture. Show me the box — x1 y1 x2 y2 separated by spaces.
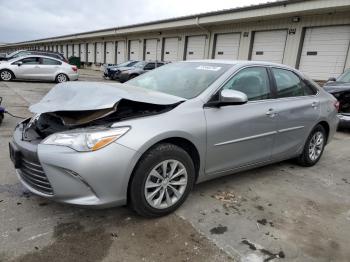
57 74 67 83
308 131 324 161
1 71 12 81
144 159 188 209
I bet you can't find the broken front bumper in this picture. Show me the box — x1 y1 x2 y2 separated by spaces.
10 122 141 208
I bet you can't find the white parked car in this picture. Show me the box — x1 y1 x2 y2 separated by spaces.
0 55 78 82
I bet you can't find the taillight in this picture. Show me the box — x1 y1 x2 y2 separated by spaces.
72 66 78 72
334 101 340 112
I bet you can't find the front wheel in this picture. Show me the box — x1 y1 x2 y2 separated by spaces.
296 124 326 167
0 70 14 81
55 73 68 83
129 143 195 217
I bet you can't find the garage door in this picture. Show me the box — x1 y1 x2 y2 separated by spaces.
251 30 287 63
116 41 126 64
214 33 241 60
80 44 86 62
67 45 73 58
299 26 350 80
163 37 179 61
87 43 94 63
96 42 104 63
129 40 140 60
185 35 206 60
73 44 79 57
105 42 115 64
62 45 67 58
145 39 159 60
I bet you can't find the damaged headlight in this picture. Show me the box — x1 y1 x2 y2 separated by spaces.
42 126 130 152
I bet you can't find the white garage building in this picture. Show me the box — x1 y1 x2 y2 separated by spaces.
1 0 350 81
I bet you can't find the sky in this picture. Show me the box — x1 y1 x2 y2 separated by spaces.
0 0 272 43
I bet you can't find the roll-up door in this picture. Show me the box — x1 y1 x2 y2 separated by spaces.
163 37 179 61
145 39 159 60
105 42 115 64
87 43 94 63
214 33 241 60
95 42 104 63
80 44 87 62
73 44 80 57
299 26 350 80
251 30 287 63
129 40 140 60
67 45 73 58
185 35 206 60
116 41 126 64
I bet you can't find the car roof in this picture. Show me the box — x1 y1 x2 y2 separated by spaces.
8 55 64 62
182 59 297 71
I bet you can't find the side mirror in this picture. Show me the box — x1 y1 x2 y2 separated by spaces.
327 77 336 82
205 89 248 107
16 61 23 66
220 89 248 105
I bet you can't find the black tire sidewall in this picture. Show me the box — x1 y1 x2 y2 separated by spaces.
130 143 195 217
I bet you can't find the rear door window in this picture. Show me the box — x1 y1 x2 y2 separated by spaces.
272 68 316 98
41 58 62 65
144 63 156 70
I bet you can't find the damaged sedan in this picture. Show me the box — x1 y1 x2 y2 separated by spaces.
9 61 339 217
324 69 350 129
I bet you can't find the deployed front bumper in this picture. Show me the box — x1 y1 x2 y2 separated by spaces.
10 122 141 208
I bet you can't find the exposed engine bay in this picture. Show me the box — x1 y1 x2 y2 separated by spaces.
21 82 184 141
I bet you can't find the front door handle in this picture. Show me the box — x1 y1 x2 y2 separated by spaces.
266 108 277 118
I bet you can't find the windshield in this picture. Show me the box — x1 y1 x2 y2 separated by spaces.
337 69 350 83
127 62 233 99
133 61 147 68
6 50 21 58
117 61 138 67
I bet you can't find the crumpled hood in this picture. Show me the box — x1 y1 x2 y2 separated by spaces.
29 81 185 114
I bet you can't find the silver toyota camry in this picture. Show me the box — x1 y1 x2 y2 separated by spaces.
10 60 339 217
0 55 78 82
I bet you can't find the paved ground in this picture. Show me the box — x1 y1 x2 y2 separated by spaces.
0 70 349 262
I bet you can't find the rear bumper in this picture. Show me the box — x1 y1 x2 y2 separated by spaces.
68 73 79 81
10 121 141 208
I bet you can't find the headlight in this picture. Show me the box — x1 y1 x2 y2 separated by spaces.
42 126 130 152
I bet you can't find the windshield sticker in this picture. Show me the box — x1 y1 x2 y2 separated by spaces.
196 66 222 71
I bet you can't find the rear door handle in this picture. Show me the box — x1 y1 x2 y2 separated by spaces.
311 101 319 108
266 108 278 118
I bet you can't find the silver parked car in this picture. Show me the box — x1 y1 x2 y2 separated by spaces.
9 60 339 217
0 55 78 82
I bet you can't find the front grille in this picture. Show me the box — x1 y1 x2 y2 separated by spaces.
19 158 53 195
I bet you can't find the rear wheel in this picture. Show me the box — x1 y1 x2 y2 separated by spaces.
55 73 68 83
0 70 14 81
130 143 195 217
297 124 326 167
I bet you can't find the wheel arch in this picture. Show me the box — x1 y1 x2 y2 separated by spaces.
126 136 201 205
0 68 16 79
55 72 69 82
317 121 330 143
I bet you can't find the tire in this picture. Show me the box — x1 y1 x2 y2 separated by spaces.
129 143 195 217
55 73 68 83
296 124 326 167
0 69 14 81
